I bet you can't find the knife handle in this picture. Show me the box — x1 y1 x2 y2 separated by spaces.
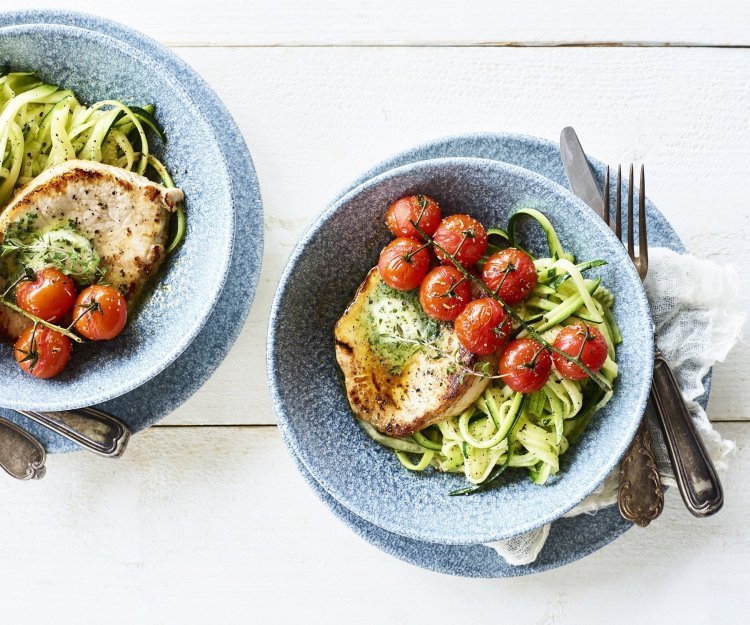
0 416 46 480
15 407 130 458
650 348 723 517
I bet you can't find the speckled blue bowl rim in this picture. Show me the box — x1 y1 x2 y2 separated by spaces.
270 156 654 545
272 132 711 575
0 10 263 451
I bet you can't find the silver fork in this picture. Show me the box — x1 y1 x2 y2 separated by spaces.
608 165 663 526
608 165 724 519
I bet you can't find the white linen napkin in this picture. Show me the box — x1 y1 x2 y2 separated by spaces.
487 248 745 565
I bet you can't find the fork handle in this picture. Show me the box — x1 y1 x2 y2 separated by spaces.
618 398 664 526
15 407 130 458
650 348 723 517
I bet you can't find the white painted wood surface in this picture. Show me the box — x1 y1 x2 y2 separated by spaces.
2 3 749 623
0 424 747 624
19 0 750 46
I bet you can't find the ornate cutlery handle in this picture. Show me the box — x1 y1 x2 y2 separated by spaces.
15 407 130 458
650 349 723 517
618 395 664 526
0 416 46 480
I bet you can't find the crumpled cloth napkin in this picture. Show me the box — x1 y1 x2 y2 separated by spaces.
487 248 745 565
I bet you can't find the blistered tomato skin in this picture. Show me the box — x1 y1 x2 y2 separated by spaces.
552 323 608 381
419 266 472 321
454 297 512 355
377 237 430 291
499 338 552 393
14 326 72 379
385 195 442 241
482 248 538 305
433 215 488 268
73 285 128 341
15 268 77 322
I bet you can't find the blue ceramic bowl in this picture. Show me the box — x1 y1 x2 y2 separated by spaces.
0 23 234 411
269 157 654 544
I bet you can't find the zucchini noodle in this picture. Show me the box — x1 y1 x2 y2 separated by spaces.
361 208 621 491
0 72 184 251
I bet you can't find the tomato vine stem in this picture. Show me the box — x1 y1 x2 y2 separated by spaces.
0 299 84 343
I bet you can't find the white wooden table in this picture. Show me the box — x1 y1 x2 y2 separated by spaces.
1 2 748 622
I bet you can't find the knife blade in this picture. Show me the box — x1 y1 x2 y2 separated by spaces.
559 126 606 220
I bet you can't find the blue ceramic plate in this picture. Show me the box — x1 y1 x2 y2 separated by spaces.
270 156 654 544
0 11 262 450
0 23 234 412
279 132 709 575
289 443 630 577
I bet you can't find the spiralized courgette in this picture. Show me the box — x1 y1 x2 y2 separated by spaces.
361 209 621 493
0 72 184 250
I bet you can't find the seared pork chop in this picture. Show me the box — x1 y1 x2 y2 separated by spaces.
335 268 491 437
0 160 183 340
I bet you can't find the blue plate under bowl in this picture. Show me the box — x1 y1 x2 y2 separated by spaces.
269 156 654 544
0 23 234 411
279 132 710 576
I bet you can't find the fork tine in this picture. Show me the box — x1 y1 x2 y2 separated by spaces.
639 164 648 274
615 165 622 240
627 163 635 258
603 166 610 229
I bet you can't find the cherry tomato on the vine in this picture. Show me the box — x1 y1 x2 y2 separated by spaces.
433 214 488 268
552 323 608 381
385 195 442 241
419 266 471 321
15 267 77 322
499 338 552 393
377 237 430 291
454 297 512 355
482 247 537 305
73 285 128 341
14 325 72 379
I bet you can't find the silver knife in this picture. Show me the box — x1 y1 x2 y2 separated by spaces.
560 127 607 221
559 127 664 526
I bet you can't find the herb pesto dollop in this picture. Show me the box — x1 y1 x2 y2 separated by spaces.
0 213 101 284
363 278 440 373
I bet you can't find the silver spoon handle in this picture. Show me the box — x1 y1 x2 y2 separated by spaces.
15 407 130 458
650 348 723 517
0 416 46 480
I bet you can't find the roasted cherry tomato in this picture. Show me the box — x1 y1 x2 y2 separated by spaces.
433 214 488 268
73 285 128 341
15 267 77 322
377 237 430 291
419 266 471 321
385 194 442 241
552 323 608 381
14 325 72 379
482 247 537 305
454 297 512 355
499 338 552 393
